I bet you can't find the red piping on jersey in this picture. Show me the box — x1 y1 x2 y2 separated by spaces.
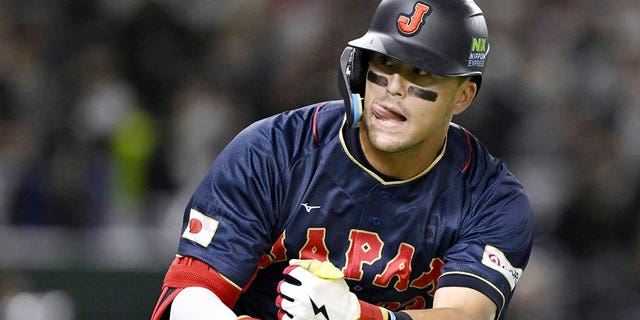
461 129 473 173
312 102 328 144
162 257 241 307
150 287 182 320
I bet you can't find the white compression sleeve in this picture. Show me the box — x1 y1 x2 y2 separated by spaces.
170 286 237 320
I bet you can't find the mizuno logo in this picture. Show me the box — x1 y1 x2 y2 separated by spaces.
301 203 321 212
310 298 330 320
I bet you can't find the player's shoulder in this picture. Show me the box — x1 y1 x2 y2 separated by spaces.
446 123 527 193
245 100 342 129
447 123 505 175
231 100 344 161
447 123 532 239
243 100 344 143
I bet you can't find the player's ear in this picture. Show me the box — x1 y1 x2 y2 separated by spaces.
452 78 477 115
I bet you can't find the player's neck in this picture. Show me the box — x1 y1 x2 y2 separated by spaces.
358 129 446 181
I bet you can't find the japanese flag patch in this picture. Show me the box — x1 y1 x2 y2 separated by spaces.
182 209 219 247
482 245 522 291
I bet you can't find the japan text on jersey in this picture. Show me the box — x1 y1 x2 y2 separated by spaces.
177 100 533 320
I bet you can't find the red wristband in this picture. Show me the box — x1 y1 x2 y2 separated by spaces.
358 300 390 320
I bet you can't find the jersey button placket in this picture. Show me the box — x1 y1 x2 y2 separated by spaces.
364 188 391 228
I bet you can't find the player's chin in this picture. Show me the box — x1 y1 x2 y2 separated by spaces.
368 133 410 153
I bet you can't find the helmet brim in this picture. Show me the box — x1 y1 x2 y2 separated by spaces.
348 32 482 78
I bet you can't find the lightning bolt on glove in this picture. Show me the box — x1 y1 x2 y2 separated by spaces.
276 259 390 320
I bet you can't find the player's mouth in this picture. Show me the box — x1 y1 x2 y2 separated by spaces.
371 102 407 127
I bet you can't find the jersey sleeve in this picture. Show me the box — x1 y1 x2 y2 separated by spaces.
438 164 533 320
175 117 289 289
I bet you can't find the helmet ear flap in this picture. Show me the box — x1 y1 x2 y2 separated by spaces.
338 47 369 128
349 49 369 96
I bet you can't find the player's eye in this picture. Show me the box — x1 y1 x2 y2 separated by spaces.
411 67 430 76
380 56 395 66
372 53 399 68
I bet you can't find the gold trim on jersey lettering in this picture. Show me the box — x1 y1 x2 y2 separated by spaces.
343 229 384 281
339 117 447 185
259 231 288 269
409 257 445 297
373 242 415 291
439 271 505 320
299 228 330 261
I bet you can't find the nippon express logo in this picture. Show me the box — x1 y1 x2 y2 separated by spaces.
468 37 487 67
481 245 522 291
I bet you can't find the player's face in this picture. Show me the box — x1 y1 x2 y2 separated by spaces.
361 53 475 154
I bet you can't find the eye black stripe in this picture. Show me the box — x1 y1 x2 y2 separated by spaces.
408 86 438 102
367 70 389 87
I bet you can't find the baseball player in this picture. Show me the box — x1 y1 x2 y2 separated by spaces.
150 1 533 320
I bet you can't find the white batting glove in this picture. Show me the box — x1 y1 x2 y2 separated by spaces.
276 259 360 320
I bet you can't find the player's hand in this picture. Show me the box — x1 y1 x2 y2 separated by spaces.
276 259 360 320
236 316 261 320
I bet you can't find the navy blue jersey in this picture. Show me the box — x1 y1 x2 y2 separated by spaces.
176 100 533 320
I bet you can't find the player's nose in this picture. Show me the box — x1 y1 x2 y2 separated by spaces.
385 73 407 98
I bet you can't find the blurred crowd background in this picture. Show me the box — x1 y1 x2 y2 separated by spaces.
0 0 639 319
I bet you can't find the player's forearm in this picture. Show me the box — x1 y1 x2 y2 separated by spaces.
170 286 237 320
400 308 494 320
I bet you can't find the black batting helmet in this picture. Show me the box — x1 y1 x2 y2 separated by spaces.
339 0 490 128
